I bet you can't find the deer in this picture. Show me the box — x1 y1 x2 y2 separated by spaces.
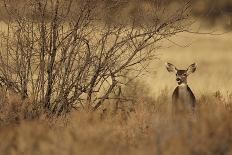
165 62 197 114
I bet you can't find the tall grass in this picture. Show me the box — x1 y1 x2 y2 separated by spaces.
0 87 232 155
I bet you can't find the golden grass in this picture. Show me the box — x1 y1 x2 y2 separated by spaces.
0 89 232 155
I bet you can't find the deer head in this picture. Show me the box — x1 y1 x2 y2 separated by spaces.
165 62 197 85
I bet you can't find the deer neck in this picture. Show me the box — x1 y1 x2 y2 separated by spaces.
178 83 188 87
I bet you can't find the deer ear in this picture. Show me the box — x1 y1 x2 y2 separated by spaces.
187 63 197 75
165 62 177 73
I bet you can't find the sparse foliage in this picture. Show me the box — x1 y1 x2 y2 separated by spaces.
0 0 191 114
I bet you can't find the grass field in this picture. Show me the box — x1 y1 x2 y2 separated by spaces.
0 30 232 155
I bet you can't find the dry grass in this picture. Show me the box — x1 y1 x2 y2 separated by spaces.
0 32 232 155
0 89 232 155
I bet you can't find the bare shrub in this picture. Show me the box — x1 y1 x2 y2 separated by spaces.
0 0 192 114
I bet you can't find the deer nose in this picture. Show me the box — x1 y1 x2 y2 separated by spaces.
176 78 181 81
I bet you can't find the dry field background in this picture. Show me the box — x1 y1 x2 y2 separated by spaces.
144 30 232 98
0 28 231 155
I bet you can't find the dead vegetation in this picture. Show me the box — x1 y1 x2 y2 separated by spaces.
0 0 191 114
0 86 232 155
